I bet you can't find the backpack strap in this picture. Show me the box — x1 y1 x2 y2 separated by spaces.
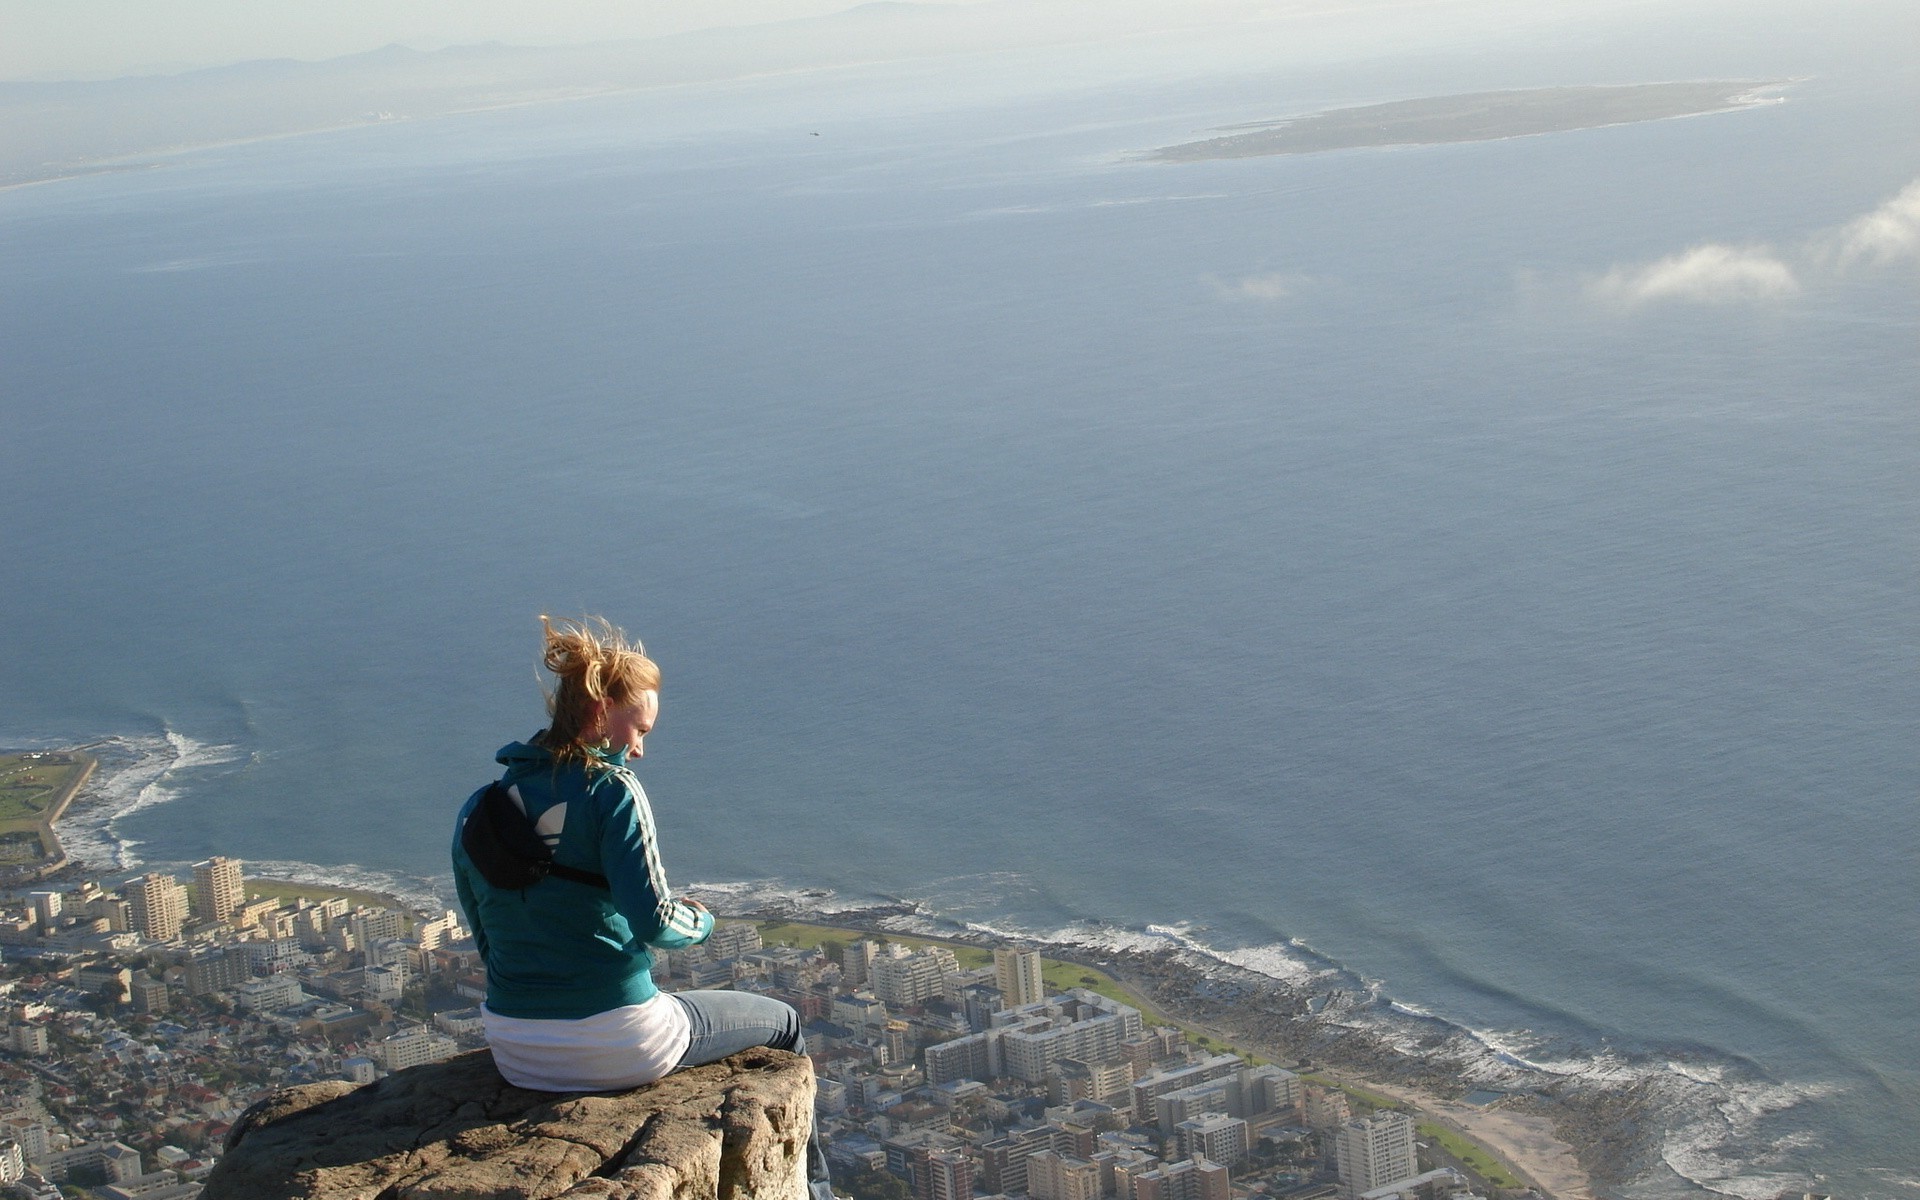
464 780 610 891
544 859 611 890
504 781 612 890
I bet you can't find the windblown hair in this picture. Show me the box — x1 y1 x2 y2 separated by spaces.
538 614 661 761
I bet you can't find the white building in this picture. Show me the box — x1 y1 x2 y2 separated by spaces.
1 1116 48 1162
1335 1111 1418 1199
434 1007 484 1037
415 909 466 952
232 974 306 1013
871 946 958 1009
995 990 1144 1084
1175 1113 1249 1166
27 892 61 930
377 1025 459 1071
363 964 405 1002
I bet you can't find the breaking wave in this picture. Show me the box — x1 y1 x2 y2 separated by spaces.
11 729 450 917
40 730 250 872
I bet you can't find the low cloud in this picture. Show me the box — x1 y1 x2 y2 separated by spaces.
1590 244 1798 307
1822 179 1920 269
1584 176 1919 310
1210 270 1315 301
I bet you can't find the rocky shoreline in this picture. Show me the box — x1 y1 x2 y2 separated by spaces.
721 895 1662 1200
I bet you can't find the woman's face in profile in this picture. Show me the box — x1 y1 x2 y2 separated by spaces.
599 690 660 758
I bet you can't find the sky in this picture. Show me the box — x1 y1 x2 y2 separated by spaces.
0 0 963 81
0 0 1710 83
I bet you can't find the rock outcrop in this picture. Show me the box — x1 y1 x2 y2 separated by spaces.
204 1047 815 1200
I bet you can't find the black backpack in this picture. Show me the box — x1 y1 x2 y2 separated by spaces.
460 782 610 890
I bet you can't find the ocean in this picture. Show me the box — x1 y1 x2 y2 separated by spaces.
2 4 1916 1197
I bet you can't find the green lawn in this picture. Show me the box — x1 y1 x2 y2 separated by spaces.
246 878 406 914
0 753 90 830
750 920 992 969
1419 1123 1523 1189
749 920 1250 1059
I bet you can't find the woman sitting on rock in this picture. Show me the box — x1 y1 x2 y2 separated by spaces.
452 614 831 1199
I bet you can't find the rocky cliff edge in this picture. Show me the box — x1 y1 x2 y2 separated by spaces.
203 1046 815 1200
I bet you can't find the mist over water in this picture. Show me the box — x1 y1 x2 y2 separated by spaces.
4 8 1917 1197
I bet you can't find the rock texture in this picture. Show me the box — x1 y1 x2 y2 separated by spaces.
204 1047 815 1200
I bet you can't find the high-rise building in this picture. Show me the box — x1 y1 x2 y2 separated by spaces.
416 909 465 952
1050 1056 1137 1108
884 1130 966 1200
925 1032 997 1085
1334 1111 1417 1199
1306 1085 1352 1130
871 946 957 1008
124 874 188 943
183 946 248 996
923 1148 974 1200
1175 1114 1249 1167
996 991 1145 1084
843 939 882 987
1130 1053 1242 1124
1154 1064 1301 1133
1131 1158 1230 1200
27 891 61 929
705 922 763 960
1028 1150 1101 1200
995 947 1045 1007
192 856 244 923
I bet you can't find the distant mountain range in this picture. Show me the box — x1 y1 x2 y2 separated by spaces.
0 0 1191 186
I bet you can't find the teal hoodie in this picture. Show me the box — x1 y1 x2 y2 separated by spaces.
451 736 713 1019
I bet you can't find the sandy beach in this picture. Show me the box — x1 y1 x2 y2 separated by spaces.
1337 1078 1594 1200
1085 949 1603 1200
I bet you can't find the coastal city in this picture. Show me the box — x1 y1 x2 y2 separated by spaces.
0 757 1523 1200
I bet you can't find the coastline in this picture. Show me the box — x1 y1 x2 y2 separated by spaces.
26 739 1722 1196
716 896 1632 1200
0 749 93 882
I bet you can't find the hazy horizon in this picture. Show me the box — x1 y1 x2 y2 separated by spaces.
4 0 1917 1193
2 0 1865 83
9 0 1911 192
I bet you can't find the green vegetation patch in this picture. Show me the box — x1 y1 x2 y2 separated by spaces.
750 920 857 958
0 752 91 831
1418 1123 1522 1189
246 878 404 915
751 920 993 969
748 919 1244 1059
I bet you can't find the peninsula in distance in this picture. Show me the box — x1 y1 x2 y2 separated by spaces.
1142 81 1788 162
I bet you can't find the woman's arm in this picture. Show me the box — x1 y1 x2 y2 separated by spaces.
598 771 714 950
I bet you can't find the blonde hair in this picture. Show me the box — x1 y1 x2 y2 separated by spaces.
538 614 661 760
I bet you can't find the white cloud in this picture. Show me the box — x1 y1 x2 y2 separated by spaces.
1584 176 1920 311
1210 271 1315 302
1824 179 1920 269
1588 243 1798 308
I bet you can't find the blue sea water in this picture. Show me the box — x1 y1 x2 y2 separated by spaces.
3 7 1917 1197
